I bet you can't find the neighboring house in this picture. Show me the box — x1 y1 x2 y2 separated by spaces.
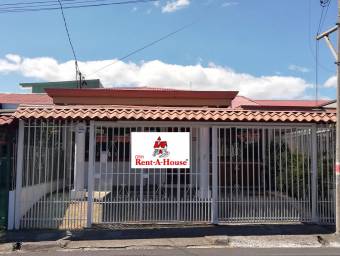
0 80 337 230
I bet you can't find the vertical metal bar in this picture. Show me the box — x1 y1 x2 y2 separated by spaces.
217 128 221 220
55 121 61 228
285 129 289 220
252 128 255 221
235 128 239 221
240 128 245 220
273 129 277 221
104 126 109 223
117 127 121 222
110 127 115 223
69 121 75 228
279 128 282 220
122 127 126 222
29 120 37 229
302 129 306 221
36 121 43 228
48 120 55 228
177 128 181 221
14 120 25 230
23 120 31 229
262 128 266 220
211 127 218 224
311 125 318 223
87 121 95 228
139 127 144 221
257 128 261 221
42 120 49 229
246 128 249 220
98 125 103 224
61 122 67 228
128 127 132 222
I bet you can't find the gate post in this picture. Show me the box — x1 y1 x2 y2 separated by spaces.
199 127 210 198
311 125 318 223
87 121 95 228
14 120 24 230
211 127 218 224
72 122 86 199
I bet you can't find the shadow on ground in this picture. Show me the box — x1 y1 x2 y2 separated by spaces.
1 223 335 243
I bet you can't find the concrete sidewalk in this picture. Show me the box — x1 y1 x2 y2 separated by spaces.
0 224 339 253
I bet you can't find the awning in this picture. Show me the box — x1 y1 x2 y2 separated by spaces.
13 105 336 123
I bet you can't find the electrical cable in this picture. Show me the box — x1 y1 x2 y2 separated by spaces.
57 0 79 82
315 0 333 104
88 0 216 77
0 0 158 13
89 21 198 76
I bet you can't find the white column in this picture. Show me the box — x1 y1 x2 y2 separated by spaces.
211 127 218 224
14 120 24 230
311 125 318 223
199 127 210 198
71 122 86 199
87 121 95 228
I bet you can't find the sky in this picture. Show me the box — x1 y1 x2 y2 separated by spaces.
0 0 338 100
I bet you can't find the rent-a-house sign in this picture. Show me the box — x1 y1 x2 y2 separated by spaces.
131 132 190 169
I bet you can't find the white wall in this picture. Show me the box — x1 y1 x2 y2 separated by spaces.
19 181 58 218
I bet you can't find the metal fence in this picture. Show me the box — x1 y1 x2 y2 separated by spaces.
216 126 314 223
89 124 211 224
15 120 87 229
317 125 336 224
12 120 336 229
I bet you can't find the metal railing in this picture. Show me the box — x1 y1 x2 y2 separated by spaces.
13 121 336 229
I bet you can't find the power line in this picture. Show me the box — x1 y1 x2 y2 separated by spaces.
0 0 127 6
314 0 333 104
0 0 159 13
88 0 217 76
89 21 198 76
57 0 80 84
308 0 334 74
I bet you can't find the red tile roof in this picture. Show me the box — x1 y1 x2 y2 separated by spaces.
13 105 336 123
231 96 259 108
0 93 52 105
253 100 334 108
0 114 15 125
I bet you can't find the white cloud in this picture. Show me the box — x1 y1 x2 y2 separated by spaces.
288 64 310 73
5 54 21 64
324 75 336 88
221 1 239 7
162 0 190 13
0 54 313 99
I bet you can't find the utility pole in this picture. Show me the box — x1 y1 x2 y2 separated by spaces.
316 0 340 233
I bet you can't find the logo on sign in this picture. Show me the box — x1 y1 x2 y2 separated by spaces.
153 136 170 158
131 132 190 169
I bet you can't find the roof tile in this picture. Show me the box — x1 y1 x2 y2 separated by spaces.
13 105 336 123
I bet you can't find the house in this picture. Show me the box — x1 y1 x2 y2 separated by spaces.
0 80 337 230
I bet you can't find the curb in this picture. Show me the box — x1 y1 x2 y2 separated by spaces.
0 234 339 253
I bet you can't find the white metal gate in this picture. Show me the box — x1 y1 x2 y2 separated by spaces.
216 126 315 223
87 122 211 225
13 120 336 229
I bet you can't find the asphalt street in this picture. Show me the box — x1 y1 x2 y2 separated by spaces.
4 248 340 256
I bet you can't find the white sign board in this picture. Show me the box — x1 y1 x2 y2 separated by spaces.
131 132 190 169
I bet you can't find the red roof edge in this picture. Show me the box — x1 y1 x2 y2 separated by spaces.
45 88 239 100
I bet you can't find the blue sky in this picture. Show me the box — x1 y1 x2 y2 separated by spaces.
0 0 337 100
